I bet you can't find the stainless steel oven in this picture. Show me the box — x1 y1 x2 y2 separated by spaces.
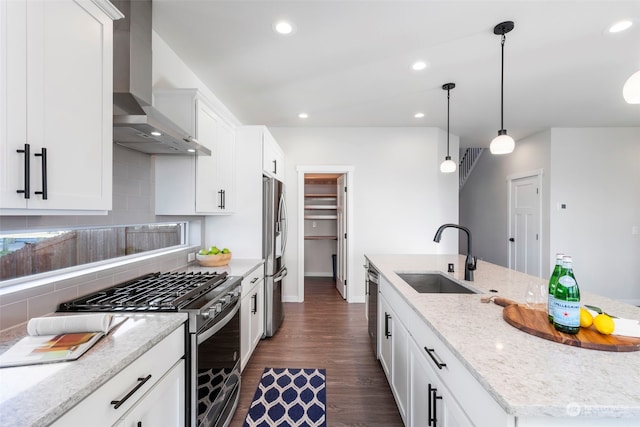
58 271 242 427
193 291 240 427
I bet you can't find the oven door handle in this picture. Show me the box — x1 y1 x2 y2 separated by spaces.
197 302 240 344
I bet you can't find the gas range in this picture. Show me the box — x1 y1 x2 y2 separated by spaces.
58 271 244 427
58 271 242 333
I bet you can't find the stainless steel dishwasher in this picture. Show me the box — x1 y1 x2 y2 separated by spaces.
366 263 379 356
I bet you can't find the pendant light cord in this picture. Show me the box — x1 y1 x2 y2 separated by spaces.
500 33 506 131
446 87 450 156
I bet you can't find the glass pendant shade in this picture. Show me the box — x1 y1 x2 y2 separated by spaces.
623 70 640 104
440 157 456 173
490 131 515 155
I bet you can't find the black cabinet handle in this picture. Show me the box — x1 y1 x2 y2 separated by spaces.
509 237 515 242
424 347 447 369
218 189 224 209
251 293 257 314
250 277 259 283
384 313 391 338
34 147 47 199
272 159 277 174
16 143 30 199
110 374 152 409
428 384 442 426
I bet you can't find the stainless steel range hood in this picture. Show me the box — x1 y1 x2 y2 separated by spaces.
112 0 210 156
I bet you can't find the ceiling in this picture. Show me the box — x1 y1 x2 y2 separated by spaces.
153 0 640 148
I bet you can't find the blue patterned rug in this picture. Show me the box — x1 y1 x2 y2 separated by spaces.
243 368 326 427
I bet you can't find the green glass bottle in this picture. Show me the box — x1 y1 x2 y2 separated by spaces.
552 256 581 334
547 253 564 323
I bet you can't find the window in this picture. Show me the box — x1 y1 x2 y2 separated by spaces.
0 223 186 282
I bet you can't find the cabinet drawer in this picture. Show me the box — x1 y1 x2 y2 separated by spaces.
404 308 509 426
51 326 185 427
242 266 265 295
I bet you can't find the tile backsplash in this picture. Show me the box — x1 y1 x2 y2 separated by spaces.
0 248 194 331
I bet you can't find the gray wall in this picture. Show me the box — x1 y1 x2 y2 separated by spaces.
460 127 640 304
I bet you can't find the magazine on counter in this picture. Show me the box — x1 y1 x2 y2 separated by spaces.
0 314 126 368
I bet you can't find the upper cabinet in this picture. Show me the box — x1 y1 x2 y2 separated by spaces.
262 129 285 182
154 89 236 215
0 0 121 215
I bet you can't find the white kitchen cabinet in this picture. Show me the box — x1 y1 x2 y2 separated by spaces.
379 276 511 427
51 326 185 427
262 127 285 182
240 264 265 370
379 293 408 424
154 89 236 215
0 0 119 215
409 337 472 427
115 359 185 427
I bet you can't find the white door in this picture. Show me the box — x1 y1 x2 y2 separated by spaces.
336 175 347 299
508 173 541 276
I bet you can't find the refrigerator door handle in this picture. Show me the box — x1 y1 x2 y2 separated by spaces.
278 192 288 256
274 267 288 283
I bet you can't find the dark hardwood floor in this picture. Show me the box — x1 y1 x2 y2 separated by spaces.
229 276 403 426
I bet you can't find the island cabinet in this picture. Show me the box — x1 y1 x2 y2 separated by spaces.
51 326 186 427
154 89 236 215
240 264 265 370
379 276 512 427
0 0 120 215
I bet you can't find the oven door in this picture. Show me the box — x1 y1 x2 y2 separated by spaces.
195 301 241 427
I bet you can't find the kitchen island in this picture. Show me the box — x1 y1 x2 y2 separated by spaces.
366 254 640 426
0 312 187 427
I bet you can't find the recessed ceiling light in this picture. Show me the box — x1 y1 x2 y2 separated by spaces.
414 112 425 118
274 20 294 35
187 149 196 153
609 20 633 33
411 61 428 71
150 131 162 137
298 113 308 119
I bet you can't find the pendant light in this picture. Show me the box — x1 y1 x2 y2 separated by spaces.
440 83 457 173
623 69 640 104
490 21 515 155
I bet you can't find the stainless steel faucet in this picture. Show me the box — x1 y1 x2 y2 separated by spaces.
433 224 477 281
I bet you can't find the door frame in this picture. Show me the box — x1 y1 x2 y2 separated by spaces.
506 168 543 277
296 165 355 302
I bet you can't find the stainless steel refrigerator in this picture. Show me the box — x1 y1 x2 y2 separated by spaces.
263 176 288 337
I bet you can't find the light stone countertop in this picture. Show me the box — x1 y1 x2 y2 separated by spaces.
366 254 640 420
0 312 187 427
185 258 264 279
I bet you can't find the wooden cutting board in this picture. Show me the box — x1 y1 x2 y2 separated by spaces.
500 301 640 352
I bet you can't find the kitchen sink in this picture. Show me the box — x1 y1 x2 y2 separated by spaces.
396 273 477 294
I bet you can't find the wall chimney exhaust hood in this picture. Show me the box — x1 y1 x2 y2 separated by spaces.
112 0 210 156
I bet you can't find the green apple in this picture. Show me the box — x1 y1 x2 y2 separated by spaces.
222 248 230 254
198 249 208 255
209 246 220 255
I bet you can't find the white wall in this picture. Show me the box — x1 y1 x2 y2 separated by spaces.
461 127 640 304
271 127 460 303
459 130 552 273
549 128 640 303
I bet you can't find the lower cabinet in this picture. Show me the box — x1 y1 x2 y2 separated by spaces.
51 326 185 427
379 277 512 427
240 265 265 370
113 359 185 427
379 294 408 423
409 338 472 427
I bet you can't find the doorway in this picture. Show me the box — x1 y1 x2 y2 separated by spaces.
297 166 354 302
507 170 543 277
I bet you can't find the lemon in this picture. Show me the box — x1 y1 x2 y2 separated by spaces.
579 307 593 328
593 313 615 335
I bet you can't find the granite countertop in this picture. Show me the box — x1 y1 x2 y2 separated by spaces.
366 254 640 420
0 312 187 427
185 258 264 278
